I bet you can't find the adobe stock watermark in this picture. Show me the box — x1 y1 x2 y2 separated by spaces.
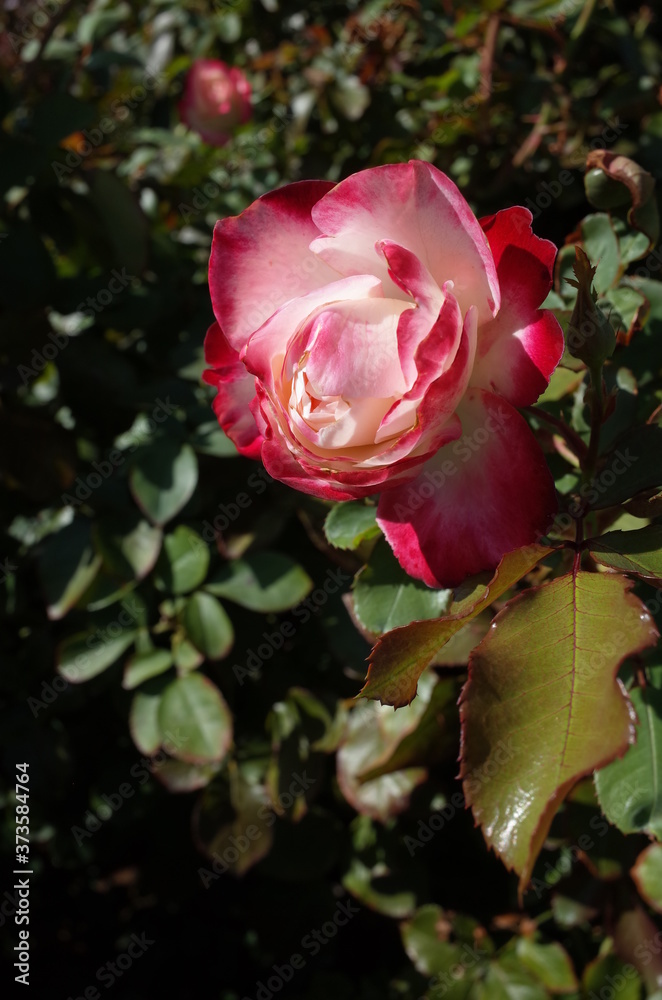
388 404 513 521
53 70 163 181
550 447 638 530
178 107 293 225
528 773 648 900
415 942 488 1000
28 595 145 718
428 79 491 145
7 0 70 53
18 269 138 387
240 897 360 1000
65 932 155 999
70 729 190 846
514 118 628 226
199 466 273 541
231 567 351 685
198 771 317 886
404 738 517 856
60 396 177 507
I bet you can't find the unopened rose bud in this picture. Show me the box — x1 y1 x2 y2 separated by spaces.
179 59 251 147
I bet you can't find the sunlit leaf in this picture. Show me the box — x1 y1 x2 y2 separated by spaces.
460 571 658 893
594 684 662 839
515 939 578 993
157 673 233 764
123 648 173 690
57 627 137 683
129 680 167 756
181 591 234 661
205 551 312 612
153 524 209 594
94 513 162 581
352 542 452 635
324 502 381 551
362 545 554 707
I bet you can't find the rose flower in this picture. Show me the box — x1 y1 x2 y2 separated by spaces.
204 161 563 587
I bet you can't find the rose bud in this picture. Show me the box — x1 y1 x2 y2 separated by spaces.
179 58 251 147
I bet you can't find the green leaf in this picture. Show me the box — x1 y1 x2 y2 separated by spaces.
205 551 312 612
602 285 649 340
582 954 642 1000
631 843 662 913
123 649 174 690
342 857 417 920
153 760 220 793
401 904 483 985
476 956 549 1000
157 673 233 764
38 519 102 620
588 524 662 581
594 684 662 839
358 679 456 783
57 627 137 683
197 764 274 877
77 571 136 613
581 213 621 294
94 513 162 581
515 939 578 993
171 633 204 674
153 525 209 594
324 502 381 550
181 591 234 661
352 542 452 636
460 571 658 894
129 680 167 756
362 545 554 707
337 673 436 821
129 441 198 526
76 3 131 45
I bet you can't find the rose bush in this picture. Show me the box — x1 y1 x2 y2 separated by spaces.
204 161 564 587
179 58 251 146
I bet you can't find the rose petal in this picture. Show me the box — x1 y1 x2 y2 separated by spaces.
202 322 263 459
243 273 384 394
303 295 410 399
377 287 469 443
209 180 339 351
377 387 558 587
311 160 500 324
470 207 564 407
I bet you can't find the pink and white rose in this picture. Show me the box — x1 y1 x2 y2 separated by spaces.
204 161 564 587
179 59 251 146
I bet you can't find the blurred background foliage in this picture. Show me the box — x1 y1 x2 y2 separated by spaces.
2 0 662 997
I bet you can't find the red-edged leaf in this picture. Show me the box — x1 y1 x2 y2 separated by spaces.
361 544 554 707
460 571 658 896
631 843 662 914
